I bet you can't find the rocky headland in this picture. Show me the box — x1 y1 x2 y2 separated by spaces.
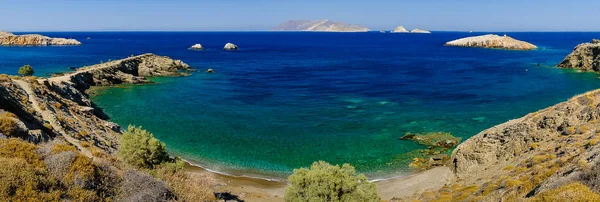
271 20 369 32
557 39 600 72
445 34 537 50
0 31 81 46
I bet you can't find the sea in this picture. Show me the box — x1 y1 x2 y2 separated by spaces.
1 31 599 180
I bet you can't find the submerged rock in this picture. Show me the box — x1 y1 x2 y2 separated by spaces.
445 34 537 50
189 44 204 50
392 26 409 33
223 43 238 50
557 39 600 72
0 31 81 46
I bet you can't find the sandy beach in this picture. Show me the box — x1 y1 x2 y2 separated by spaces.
185 163 455 202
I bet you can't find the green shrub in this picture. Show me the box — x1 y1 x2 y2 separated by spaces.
18 65 34 76
0 116 18 136
118 125 169 169
285 161 380 202
0 157 60 201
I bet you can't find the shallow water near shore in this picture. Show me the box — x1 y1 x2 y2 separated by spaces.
2 31 600 179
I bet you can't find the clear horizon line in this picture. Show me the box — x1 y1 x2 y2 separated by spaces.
7 29 600 33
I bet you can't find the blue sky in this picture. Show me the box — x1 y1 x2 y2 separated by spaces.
1 0 599 31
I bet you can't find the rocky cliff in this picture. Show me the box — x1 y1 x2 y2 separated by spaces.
271 20 369 32
0 54 189 156
445 34 537 50
557 39 600 72
0 31 81 45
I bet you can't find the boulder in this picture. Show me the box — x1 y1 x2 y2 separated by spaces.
189 44 204 50
223 43 238 50
206 68 215 73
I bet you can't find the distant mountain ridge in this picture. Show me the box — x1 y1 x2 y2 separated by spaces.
271 20 369 32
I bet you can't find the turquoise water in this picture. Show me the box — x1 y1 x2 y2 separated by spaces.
2 32 600 179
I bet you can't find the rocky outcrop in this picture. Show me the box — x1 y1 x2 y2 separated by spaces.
410 29 431 34
271 20 369 32
0 31 81 46
223 43 238 50
0 54 191 157
50 53 190 91
392 26 409 33
189 44 204 50
445 34 537 50
557 39 600 72
440 89 600 200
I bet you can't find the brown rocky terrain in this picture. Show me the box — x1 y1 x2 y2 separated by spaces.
557 39 600 72
445 34 537 50
0 31 81 45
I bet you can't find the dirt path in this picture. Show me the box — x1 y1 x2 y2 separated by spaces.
13 79 92 157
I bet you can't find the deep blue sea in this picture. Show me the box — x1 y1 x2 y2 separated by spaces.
1 31 600 180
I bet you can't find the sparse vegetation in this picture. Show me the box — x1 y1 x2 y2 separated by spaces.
285 161 380 202
118 125 169 169
0 115 18 136
530 182 600 201
18 65 34 76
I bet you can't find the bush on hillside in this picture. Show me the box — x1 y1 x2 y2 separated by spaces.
118 125 170 169
119 170 174 201
531 182 600 201
285 161 380 202
153 158 215 201
0 116 18 136
18 65 34 76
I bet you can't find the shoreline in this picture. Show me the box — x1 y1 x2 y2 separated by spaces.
185 160 455 201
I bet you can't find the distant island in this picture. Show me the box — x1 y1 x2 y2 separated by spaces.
0 31 81 46
445 34 537 50
271 20 369 32
391 26 431 33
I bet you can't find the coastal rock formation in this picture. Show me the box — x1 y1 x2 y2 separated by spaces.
392 26 409 33
271 20 369 32
223 43 238 50
445 34 537 50
410 29 431 34
189 44 204 50
557 39 600 72
51 53 190 91
0 31 81 45
0 54 190 157
435 89 600 200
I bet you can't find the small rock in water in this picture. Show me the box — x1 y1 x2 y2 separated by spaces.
68 66 78 70
206 68 215 73
190 44 204 50
472 116 486 122
223 43 238 50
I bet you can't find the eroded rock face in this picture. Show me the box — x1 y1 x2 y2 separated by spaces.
0 31 81 46
451 89 600 191
557 39 600 72
445 34 537 50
